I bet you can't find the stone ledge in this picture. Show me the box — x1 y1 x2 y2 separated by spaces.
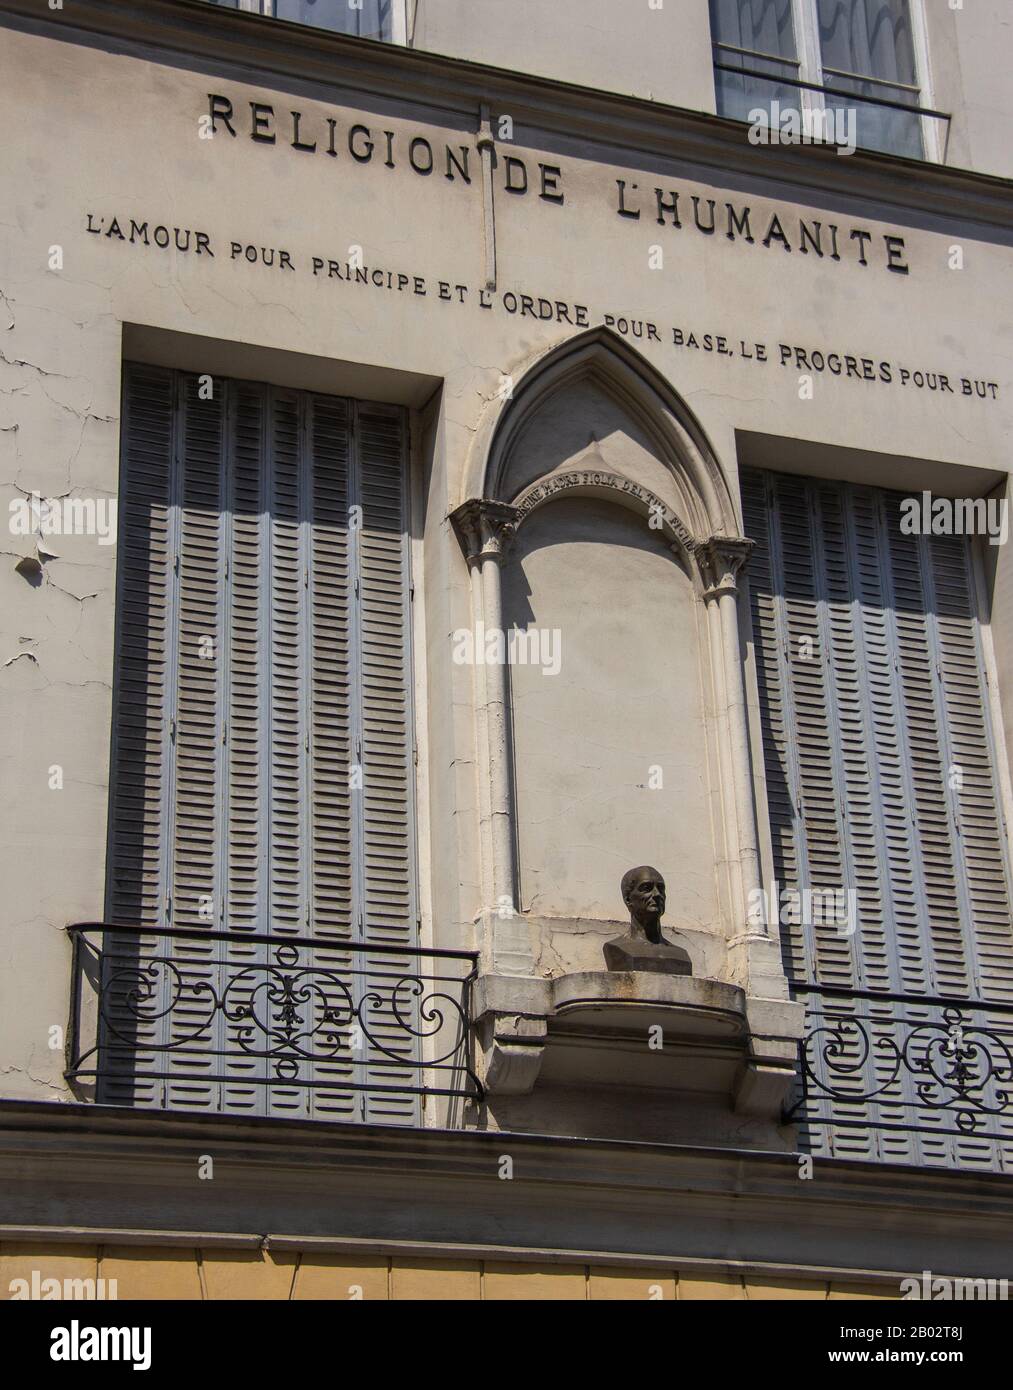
474 969 804 1124
1 1101 1012 1280
550 970 746 1040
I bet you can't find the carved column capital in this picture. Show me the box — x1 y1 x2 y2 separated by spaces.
698 534 754 600
451 498 523 565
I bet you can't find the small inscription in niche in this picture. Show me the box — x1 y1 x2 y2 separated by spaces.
514 471 696 553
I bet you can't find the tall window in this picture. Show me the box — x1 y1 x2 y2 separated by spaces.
102 365 419 1123
744 468 1013 1171
710 0 933 158
207 0 403 43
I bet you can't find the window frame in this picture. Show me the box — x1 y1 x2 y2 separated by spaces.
712 0 942 162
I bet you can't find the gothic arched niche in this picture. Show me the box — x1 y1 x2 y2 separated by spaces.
463 324 738 541
453 328 752 978
503 493 718 929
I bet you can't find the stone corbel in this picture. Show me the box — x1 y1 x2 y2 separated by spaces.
477 1014 548 1095
474 973 551 1096
697 534 754 599
733 995 807 1117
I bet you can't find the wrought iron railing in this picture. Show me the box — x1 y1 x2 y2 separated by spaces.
786 982 1013 1146
66 922 483 1114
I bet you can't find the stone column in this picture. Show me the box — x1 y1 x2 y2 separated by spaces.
699 536 785 999
450 499 529 974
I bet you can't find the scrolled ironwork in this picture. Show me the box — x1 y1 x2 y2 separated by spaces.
66 923 484 1108
788 985 1013 1143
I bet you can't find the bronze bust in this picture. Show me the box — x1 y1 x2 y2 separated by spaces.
603 866 692 975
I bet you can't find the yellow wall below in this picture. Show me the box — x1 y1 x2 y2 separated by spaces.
0 1243 901 1300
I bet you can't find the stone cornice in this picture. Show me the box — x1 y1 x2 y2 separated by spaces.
2 1101 1013 1279
1 0 1012 241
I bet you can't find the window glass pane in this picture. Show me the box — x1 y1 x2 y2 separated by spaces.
825 90 923 157
710 0 797 60
205 0 394 40
715 70 803 125
711 0 799 123
817 0 917 84
274 0 393 39
817 0 921 156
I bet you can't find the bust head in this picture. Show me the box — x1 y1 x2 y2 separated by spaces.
621 865 666 936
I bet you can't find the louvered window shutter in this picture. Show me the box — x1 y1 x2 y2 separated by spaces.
743 467 1013 1169
103 366 418 1123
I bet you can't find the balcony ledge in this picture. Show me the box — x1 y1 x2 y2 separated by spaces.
473 969 805 1121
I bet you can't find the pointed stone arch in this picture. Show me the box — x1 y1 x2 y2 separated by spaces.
460 324 740 547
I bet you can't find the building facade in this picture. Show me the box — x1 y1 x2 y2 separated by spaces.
1 0 1013 1302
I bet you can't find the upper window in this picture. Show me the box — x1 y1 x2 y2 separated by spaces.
207 0 405 44
710 0 938 159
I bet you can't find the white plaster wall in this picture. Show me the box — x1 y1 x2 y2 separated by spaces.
924 0 1013 179
497 376 683 508
412 0 717 114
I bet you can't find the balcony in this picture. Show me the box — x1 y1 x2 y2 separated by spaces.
63 924 1013 1168
66 923 482 1123
788 983 1013 1168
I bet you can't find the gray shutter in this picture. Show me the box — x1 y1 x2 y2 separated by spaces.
743 467 1013 1169
356 404 420 1125
167 371 226 1110
102 365 177 1108
307 392 359 1120
104 367 418 1122
220 379 268 1113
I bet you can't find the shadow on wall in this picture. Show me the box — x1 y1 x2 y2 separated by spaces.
503 493 716 929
